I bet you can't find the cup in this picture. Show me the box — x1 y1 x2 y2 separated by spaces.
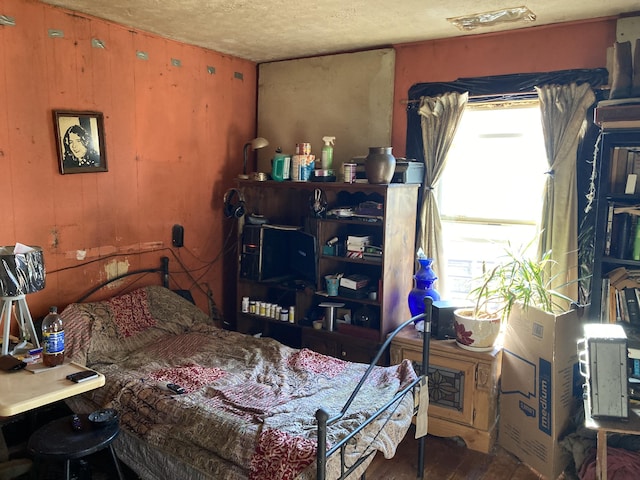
325 275 340 296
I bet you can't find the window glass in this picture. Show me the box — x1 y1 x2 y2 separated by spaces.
437 102 547 303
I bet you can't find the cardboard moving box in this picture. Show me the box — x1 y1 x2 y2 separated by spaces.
499 304 586 479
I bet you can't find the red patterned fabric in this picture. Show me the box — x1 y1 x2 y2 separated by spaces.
287 348 347 377
108 289 156 337
148 363 226 393
250 428 317 480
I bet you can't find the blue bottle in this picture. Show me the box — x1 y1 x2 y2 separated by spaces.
408 256 440 317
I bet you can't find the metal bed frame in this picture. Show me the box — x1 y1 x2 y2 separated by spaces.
73 255 431 480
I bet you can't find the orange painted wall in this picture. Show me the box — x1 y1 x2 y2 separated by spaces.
391 19 618 157
0 0 257 323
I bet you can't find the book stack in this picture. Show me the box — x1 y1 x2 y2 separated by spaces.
346 235 370 259
363 245 383 263
339 273 370 299
607 147 640 195
601 267 640 324
604 203 640 259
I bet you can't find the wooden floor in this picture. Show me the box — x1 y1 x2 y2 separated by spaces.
5 405 544 479
367 427 544 479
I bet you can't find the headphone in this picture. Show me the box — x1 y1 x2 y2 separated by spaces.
223 188 246 219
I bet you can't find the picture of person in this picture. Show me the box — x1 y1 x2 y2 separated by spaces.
62 124 100 169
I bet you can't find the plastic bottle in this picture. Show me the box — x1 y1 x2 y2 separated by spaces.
42 306 65 367
271 147 291 182
321 136 335 170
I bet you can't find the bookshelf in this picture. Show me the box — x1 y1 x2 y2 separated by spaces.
592 129 640 325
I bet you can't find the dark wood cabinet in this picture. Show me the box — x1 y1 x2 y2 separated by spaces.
234 180 418 361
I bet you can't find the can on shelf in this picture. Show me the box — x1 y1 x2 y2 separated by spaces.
296 143 311 155
343 163 357 183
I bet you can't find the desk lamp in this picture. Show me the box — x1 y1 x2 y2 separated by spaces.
0 244 45 355
239 137 269 179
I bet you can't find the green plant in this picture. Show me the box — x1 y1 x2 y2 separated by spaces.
467 240 573 321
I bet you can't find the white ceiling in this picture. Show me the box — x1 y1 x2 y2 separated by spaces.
39 1 639 63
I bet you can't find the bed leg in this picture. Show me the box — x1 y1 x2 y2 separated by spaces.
417 435 425 479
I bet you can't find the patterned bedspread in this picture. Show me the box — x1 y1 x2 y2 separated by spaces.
61 286 417 480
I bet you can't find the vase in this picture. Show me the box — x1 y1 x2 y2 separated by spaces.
453 308 501 352
408 257 441 318
365 147 396 184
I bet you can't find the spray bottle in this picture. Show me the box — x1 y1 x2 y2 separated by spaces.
321 136 335 171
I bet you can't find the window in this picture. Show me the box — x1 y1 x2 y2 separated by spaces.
436 101 548 302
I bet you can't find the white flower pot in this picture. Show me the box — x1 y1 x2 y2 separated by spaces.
453 308 501 352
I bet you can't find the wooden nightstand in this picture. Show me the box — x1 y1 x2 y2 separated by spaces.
390 329 502 453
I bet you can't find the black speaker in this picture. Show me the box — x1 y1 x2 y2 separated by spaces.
224 188 246 219
431 300 459 340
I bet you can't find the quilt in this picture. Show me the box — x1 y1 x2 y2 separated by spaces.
61 285 417 480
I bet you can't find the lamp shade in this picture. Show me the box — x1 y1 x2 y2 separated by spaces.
0 245 46 296
249 137 269 150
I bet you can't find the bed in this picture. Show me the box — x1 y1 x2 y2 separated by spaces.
60 258 431 480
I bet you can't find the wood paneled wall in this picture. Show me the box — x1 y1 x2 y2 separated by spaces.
0 0 257 321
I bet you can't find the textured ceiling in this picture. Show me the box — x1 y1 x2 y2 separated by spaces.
39 0 640 63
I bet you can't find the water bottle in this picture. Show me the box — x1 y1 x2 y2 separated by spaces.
42 306 65 367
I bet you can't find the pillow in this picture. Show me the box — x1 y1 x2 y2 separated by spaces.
63 285 213 366
107 288 156 338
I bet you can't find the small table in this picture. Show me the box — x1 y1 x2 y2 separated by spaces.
27 414 124 480
584 399 640 480
0 362 105 478
0 362 105 417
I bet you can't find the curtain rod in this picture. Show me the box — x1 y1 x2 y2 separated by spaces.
401 91 538 105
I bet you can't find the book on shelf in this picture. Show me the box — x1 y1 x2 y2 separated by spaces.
624 287 640 325
594 103 640 129
611 147 629 193
604 202 615 256
604 204 640 258
363 245 382 263
346 235 370 245
339 273 370 290
631 358 640 379
608 146 640 194
601 268 640 323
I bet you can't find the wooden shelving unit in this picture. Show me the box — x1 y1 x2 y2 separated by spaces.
234 179 418 363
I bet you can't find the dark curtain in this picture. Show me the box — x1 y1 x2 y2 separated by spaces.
406 68 608 163
406 68 609 304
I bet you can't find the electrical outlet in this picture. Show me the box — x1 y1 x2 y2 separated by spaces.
172 224 184 247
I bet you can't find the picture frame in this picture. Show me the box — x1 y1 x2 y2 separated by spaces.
53 110 107 174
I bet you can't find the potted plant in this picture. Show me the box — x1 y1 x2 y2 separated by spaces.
453 240 573 351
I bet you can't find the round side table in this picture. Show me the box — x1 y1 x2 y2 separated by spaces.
27 414 124 480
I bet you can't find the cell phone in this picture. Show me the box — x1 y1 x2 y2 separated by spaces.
156 381 186 394
66 370 99 383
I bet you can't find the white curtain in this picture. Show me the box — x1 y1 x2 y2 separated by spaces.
416 92 468 291
535 83 595 305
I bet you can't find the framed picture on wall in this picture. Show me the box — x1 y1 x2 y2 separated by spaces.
53 110 108 174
